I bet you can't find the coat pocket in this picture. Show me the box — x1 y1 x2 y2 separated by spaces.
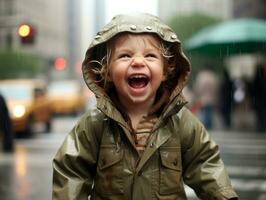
95 145 124 195
159 147 182 195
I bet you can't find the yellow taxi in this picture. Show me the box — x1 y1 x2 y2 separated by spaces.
0 79 52 135
47 80 86 115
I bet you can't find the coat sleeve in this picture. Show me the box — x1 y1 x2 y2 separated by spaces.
179 108 238 200
52 109 104 200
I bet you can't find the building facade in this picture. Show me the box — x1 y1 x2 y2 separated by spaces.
0 0 88 79
233 0 266 19
158 0 233 21
0 0 68 58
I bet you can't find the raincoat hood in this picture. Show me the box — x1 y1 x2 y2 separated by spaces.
82 13 191 103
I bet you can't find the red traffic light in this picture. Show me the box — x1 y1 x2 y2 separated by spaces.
18 23 36 44
54 57 67 71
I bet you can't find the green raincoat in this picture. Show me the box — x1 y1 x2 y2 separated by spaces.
52 13 238 200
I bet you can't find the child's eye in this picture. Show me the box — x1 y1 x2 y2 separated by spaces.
118 54 131 59
146 53 157 58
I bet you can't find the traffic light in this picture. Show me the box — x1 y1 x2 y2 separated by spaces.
18 23 36 44
54 57 67 71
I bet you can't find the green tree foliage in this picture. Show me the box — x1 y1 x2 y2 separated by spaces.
167 13 224 75
167 13 222 41
0 49 43 79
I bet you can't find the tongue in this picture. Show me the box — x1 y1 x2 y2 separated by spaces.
128 78 147 88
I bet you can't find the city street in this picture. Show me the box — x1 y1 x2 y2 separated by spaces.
1 0 266 200
0 116 78 200
0 115 266 200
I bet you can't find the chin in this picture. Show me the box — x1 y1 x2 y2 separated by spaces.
128 94 153 104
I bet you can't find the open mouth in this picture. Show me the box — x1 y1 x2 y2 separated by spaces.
127 74 150 88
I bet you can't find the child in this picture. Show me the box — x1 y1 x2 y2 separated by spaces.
52 13 238 200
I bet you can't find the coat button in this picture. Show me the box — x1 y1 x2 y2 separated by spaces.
173 159 178 166
171 34 177 40
146 26 152 30
94 35 101 39
130 25 137 30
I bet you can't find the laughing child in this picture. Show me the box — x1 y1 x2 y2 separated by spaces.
52 13 238 200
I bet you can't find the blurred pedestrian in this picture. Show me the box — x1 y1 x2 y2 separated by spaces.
0 93 14 152
219 69 234 129
231 76 254 130
194 66 219 130
52 13 238 200
251 64 266 132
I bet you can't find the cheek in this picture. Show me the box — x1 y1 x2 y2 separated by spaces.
107 66 124 83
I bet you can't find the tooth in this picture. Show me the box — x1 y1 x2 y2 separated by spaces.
131 75 146 79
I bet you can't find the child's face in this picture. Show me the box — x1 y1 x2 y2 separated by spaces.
108 33 166 108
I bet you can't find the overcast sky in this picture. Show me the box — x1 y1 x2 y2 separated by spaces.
105 0 158 23
81 0 158 54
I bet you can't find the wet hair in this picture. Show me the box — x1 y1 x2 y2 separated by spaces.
90 33 176 90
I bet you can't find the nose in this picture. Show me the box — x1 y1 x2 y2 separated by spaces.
131 56 145 68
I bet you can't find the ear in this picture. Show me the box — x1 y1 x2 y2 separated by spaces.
162 73 167 81
162 63 170 81
105 69 112 82
162 65 168 81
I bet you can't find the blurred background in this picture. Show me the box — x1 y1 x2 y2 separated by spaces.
0 0 266 199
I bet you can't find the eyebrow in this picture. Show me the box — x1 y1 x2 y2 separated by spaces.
115 47 160 52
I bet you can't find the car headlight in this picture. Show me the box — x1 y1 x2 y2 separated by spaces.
12 105 26 118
